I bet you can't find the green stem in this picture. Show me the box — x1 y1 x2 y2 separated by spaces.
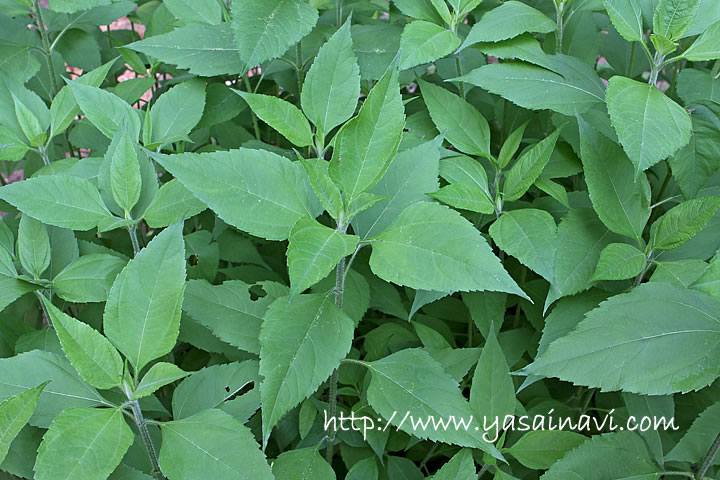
243 75 262 140
129 401 165 480
33 0 59 97
554 1 565 53
627 42 636 77
697 432 720 479
336 0 343 28
296 41 304 95
455 55 465 98
127 225 141 257
38 145 51 166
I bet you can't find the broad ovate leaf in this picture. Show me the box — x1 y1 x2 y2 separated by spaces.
399 21 460 70
259 294 354 445
591 243 647 281
369 202 528 299
525 283 720 394
236 92 313 147
103 223 186 373
606 76 692 174
132 362 189 400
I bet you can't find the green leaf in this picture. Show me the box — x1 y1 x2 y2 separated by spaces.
0 253 36 312
606 76 692 174
362 348 503 459
429 183 495 214
148 78 206 147
300 158 343 222
603 0 645 42
460 1 556 48
41 296 123 390
0 176 112 231
353 138 441 238
48 0 110 13
183 280 271 355
0 383 47 465
399 21 460 70
18 215 50 280
683 20 720 60
650 197 720 250
132 362 189 400
334 66 405 201
525 283 720 394
52 254 125 303
171 361 259 419
272 447 335 479
546 209 620 309
369 202 527 299
0 124 29 162
693 251 720 299
302 18 361 136
458 61 605 116
653 0 701 41
470 328 516 425
34 407 134 480
503 130 560 202
668 103 720 199
158 409 274 480
260 294 354 445
104 223 186 373
236 92 313 147
287 217 359 296
108 129 141 214
541 432 661 479
152 149 316 241
505 431 587 470
231 0 318 68
164 0 222 25
392 0 444 24
419 79 491 157
665 401 720 464
579 118 651 240
490 209 557 282
0 350 106 428
142 179 206 229
591 243 646 281
432 449 476 480
127 23 246 76
13 94 45 147
67 82 141 140
498 121 528 169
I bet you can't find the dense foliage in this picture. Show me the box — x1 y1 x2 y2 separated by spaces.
0 0 719 478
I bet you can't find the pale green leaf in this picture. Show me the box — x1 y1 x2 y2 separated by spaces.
490 209 557 282
300 158 343 222
127 23 246 76
683 20 720 60
42 297 123 390
302 18 360 136
433 449 476 480
470 328 516 425
231 0 318 68
272 447 335 479
183 280 271 355
132 362 189 400
604 0 645 42
429 183 495 214
392 0 444 24
67 82 141 140
141 179 206 229
18 215 50 280
164 0 222 25
0 176 112 231
503 130 560 202
460 1 556 48
172 361 258 419
108 129 141 213
104 223 186 373
525 283 720 394
260 294 354 445
419 79 491 157
369 202 527 299
149 78 206 147
158 409 274 480
0 383 46 465
34 407 133 480
399 21 460 70
541 432 661 479
236 92 313 147
498 121 528 169
606 76 692 174
591 243 646 281
653 0 701 41
505 431 589 470
579 118 651 240
362 348 503 459
287 217 359 296
535 176 569 207
0 246 37 312
152 149 315 241
650 197 720 250
335 66 405 200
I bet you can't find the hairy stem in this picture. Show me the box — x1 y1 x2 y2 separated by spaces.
455 55 465 98
127 225 141 257
296 41 304 95
129 401 165 480
336 0 343 28
33 0 59 97
554 1 565 53
243 75 262 140
697 432 720 479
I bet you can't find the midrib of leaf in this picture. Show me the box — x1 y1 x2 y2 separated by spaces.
489 70 605 103
243 1 286 66
0 397 37 443
0 380 106 405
